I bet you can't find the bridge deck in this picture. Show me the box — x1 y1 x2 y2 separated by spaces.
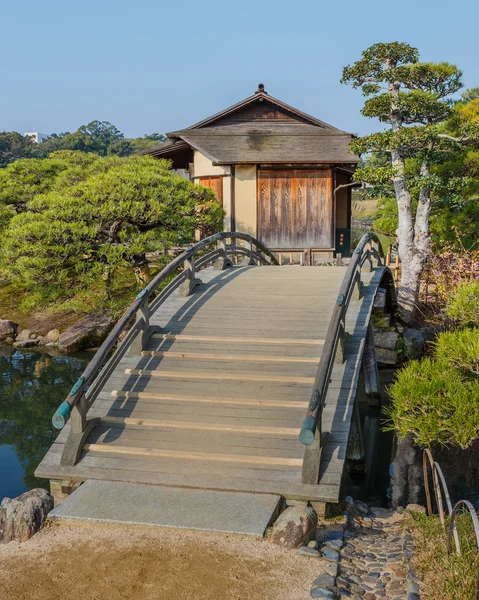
36 265 379 502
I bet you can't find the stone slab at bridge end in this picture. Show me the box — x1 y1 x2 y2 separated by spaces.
48 480 283 538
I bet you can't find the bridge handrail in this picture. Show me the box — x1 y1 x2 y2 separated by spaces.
299 231 384 484
51 231 278 464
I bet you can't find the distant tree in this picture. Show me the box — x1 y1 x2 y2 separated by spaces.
341 42 479 322
2 156 223 310
0 132 37 168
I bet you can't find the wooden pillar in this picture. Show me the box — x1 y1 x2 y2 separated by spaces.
362 323 381 406
180 254 202 296
346 402 366 474
214 238 233 270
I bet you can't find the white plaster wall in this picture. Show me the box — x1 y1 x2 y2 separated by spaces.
234 166 257 236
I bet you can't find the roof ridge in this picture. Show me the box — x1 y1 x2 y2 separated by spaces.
166 91 349 138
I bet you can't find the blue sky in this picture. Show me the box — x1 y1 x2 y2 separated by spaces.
1 0 478 138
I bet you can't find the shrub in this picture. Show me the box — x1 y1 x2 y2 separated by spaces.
445 281 479 327
384 358 479 449
434 328 479 377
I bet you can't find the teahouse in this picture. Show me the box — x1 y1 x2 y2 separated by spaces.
146 85 359 259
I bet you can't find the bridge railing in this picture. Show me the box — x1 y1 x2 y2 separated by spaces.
299 232 384 485
52 231 278 467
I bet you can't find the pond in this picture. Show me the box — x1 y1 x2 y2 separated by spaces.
0 348 88 501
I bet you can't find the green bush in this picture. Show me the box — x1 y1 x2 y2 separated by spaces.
384 357 479 449
445 281 479 327
434 329 479 377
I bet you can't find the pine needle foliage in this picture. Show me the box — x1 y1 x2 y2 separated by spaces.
0 152 223 311
384 356 479 449
445 281 479 327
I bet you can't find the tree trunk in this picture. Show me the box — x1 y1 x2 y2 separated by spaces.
387 78 425 323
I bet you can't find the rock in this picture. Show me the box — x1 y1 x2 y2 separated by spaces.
324 537 344 551
13 339 40 349
0 319 18 342
39 329 60 345
310 588 337 599
372 314 391 329
344 496 354 506
270 505 317 549
354 500 370 515
58 313 114 353
297 546 320 557
16 329 35 341
322 547 340 561
313 574 336 588
374 331 399 351
308 540 319 549
0 488 53 542
405 504 426 514
375 347 397 365
319 558 340 577
403 329 425 360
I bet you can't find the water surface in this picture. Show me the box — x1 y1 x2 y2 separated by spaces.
0 348 87 501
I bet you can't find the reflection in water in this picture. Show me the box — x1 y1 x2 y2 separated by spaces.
0 349 87 500
343 369 396 507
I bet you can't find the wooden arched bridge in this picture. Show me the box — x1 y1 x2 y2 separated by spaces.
36 232 396 504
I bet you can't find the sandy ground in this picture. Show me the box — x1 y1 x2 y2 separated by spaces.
0 522 319 600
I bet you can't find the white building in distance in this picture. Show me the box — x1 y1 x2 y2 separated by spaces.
24 132 49 144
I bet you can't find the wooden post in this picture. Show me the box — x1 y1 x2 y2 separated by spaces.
179 254 202 296
214 238 233 270
386 246 391 267
352 269 363 300
346 402 366 474
239 239 255 266
362 323 381 405
301 427 322 484
304 249 312 266
336 253 342 267
335 315 348 364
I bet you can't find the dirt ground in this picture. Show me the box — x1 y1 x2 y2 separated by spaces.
0 522 318 600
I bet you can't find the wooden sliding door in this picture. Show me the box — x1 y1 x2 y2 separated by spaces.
258 169 333 249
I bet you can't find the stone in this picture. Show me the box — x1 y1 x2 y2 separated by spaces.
364 594 376 600
39 329 60 345
354 500 369 515
324 538 344 551
16 329 34 341
403 329 425 359
48 481 282 537
373 331 399 351
310 588 336 599
407 594 419 600
405 504 426 515
58 313 114 353
0 488 53 542
344 496 354 506
322 548 340 561
13 339 39 349
319 558 340 577
407 582 420 594
270 504 317 548
312 574 336 588
372 314 391 329
308 540 319 549
297 547 320 557
375 347 397 365
0 319 18 342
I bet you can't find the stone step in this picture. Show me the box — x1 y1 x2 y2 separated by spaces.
48 479 283 537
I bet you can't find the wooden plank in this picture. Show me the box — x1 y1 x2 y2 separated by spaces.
83 444 304 467
149 333 325 345
142 350 319 364
124 369 315 384
35 459 340 502
111 390 308 409
99 416 300 436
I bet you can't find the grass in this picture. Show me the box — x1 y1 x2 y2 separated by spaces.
410 512 479 600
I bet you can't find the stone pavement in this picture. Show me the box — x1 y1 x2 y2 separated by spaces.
300 500 420 600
